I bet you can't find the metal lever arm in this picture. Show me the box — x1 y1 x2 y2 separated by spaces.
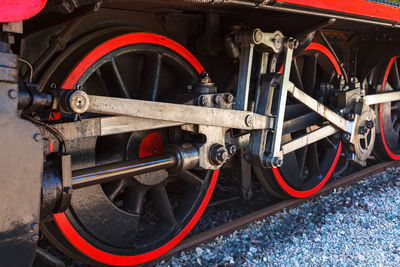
263 38 297 167
287 81 355 134
64 92 274 131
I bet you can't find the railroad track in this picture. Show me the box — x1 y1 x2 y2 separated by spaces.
150 160 400 266
35 160 399 267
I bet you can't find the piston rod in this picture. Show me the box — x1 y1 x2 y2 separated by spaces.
71 154 176 189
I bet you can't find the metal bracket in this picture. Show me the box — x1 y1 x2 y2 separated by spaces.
263 38 298 168
181 125 228 170
235 29 284 54
0 42 43 267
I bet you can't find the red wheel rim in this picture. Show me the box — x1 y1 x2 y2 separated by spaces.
52 32 219 266
379 56 400 160
272 42 342 198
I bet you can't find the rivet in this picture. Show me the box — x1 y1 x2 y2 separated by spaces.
225 94 234 103
200 95 208 106
214 95 222 105
8 89 17 99
245 115 253 127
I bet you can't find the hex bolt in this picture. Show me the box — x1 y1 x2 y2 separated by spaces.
199 95 208 106
214 95 222 106
342 132 351 142
226 144 237 156
8 89 17 99
31 234 39 242
359 126 368 134
245 115 253 127
225 94 234 103
209 144 229 165
274 157 283 167
287 38 299 49
366 120 375 129
218 150 229 162
33 133 42 142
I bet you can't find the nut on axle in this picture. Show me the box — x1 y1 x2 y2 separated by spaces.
60 90 90 114
209 144 229 165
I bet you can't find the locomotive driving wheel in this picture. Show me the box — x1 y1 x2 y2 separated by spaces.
254 42 342 199
40 31 219 266
369 56 400 161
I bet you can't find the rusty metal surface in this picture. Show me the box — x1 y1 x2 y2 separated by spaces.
0 45 43 267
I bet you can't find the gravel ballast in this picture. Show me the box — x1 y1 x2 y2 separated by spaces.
158 166 400 266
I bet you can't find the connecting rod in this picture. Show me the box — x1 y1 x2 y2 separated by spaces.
70 143 201 189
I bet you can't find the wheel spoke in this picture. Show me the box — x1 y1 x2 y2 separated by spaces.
391 101 400 113
303 53 318 95
110 58 131 98
393 120 400 134
150 184 177 226
392 113 399 126
320 137 335 150
389 58 400 90
151 53 163 101
295 146 308 177
292 58 304 91
132 55 145 99
95 69 110 96
305 142 321 177
123 185 147 214
178 171 204 186
103 179 125 201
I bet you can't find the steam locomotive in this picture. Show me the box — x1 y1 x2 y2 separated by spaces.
1 0 400 266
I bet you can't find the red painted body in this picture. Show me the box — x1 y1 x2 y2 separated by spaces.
0 0 47 22
1 0 400 23
279 0 400 22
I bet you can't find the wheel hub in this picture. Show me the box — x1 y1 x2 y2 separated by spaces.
127 131 169 186
350 107 376 165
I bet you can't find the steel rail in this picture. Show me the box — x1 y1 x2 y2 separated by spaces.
155 160 399 263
